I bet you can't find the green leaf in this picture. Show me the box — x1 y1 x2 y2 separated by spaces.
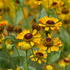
11 49 26 57
58 27 70 52
29 66 36 70
47 51 61 64
47 9 58 18
23 16 34 29
14 10 23 25
66 66 70 70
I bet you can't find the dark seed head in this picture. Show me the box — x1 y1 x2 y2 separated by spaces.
63 19 70 23
45 31 50 36
62 8 69 14
32 23 40 31
45 38 53 47
7 24 14 32
52 2 57 6
24 33 33 39
64 58 70 63
14 26 22 33
46 20 55 25
36 52 43 57
0 27 4 33
4 7 10 12
46 43 53 47
0 9 2 12
0 9 3 15
46 38 52 42
37 0 41 1
16 0 20 4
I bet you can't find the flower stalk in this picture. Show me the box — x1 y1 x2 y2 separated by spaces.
24 50 29 70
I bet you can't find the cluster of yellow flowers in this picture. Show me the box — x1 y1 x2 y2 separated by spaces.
0 16 63 70
15 16 63 64
0 0 70 70
24 0 70 23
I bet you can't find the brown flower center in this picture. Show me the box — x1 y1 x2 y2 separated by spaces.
45 38 53 47
4 7 10 12
62 8 69 14
0 9 2 12
64 58 70 63
24 33 33 39
52 2 57 6
46 20 55 25
14 26 22 33
46 38 52 42
16 0 20 4
36 0 41 1
36 52 43 57
7 24 14 32
32 23 40 31
0 27 4 33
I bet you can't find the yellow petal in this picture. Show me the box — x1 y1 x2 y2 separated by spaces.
38 60 42 64
48 48 51 53
32 29 37 35
45 65 53 70
16 67 21 70
39 24 46 26
51 46 59 52
30 41 34 46
45 27 49 31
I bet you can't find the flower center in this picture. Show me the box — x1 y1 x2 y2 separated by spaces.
52 2 57 6
7 24 14 32
36 0 41 1
46 38 52 42
0 27 4 33
45 38 53 47
36 52 43 57
46 20 55 25
24 33 33 39
32 23 40 31
62 8 69 14
14 26 22 33
0 9 2 12
16 0 19 4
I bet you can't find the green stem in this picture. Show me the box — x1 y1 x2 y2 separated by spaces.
16 48 21 65
24 50 29 70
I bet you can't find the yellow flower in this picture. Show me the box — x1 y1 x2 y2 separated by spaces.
4 39 13 50
64 54 70 63
30 50 47 64
57 7 70 23
25 0 44 8
9 50 14 55
37 44 47 51
0 34 4 43
7 67 21 70
45 65 53 70
17 41 31 50
7 69 13 70
0 0 15 18
43 34 62 53
0 0 4 8
42 0 64 9
16 67 21 70
17 29 41 50
58 60 66 67
0 46 2 50
0 20 8 26
39 16 62 31
59 54 70 68
51 0 64 8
